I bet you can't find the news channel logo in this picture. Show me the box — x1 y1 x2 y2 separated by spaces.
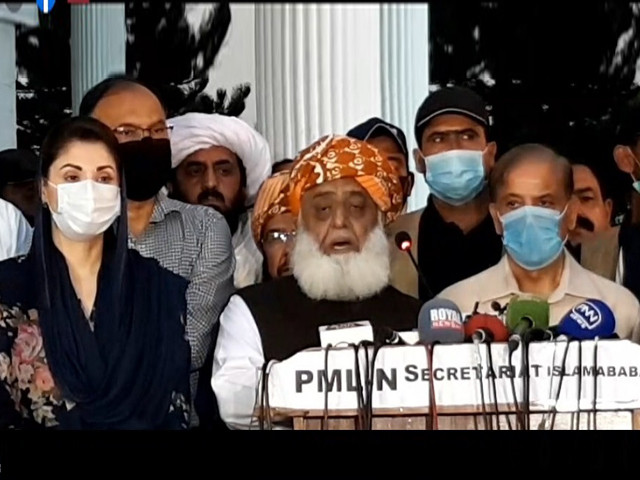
36 0 56 14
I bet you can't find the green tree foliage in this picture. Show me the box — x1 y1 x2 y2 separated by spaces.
125 2 251 118
429 2 640 215
15 2 72 153
14 2 249 152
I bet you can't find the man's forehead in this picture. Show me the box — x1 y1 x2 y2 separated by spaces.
305 177 368 197
184 145 240 164
572 164 599 187
423 113 484 133
501 159 564 194
92 86 165 127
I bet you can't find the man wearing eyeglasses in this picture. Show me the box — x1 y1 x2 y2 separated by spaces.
251 171 296 281
79 75 236 429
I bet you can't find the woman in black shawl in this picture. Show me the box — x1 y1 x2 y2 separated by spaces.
0 116 191 429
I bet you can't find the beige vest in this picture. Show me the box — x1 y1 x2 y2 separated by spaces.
578 226 620 281
386 209 423 299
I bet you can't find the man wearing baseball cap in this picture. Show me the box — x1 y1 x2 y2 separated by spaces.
387 85 503 301
347 117 414 212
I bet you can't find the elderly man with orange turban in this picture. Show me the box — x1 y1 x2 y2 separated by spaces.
251 171 296 280
211 135 422 429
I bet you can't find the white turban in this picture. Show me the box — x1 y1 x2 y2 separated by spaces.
169 112 273 205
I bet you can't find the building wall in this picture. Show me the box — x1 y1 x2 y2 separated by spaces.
195 3 431 211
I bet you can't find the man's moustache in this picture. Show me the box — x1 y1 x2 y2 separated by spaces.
197 189 225 204
576 215 595 232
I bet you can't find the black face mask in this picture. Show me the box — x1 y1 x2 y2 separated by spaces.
118 138 172 202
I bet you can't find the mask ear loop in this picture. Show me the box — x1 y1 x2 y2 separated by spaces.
558 203 571 247
627 147 640 186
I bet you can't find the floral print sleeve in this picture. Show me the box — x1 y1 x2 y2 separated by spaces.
0 304 74 429
0 303 191 430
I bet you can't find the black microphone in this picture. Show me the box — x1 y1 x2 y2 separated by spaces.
374 326 407 346
394 231 434 299
490 300 508 317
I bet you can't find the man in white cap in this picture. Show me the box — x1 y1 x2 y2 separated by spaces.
169 113 274 288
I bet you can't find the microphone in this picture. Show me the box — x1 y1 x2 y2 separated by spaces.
374 326 408 346
505 296 550 430
464 314 510 343
318 320 374 347
417 298 464 431
506 296 550 352
464 311 510 430
394 231 434 300
418 298 466 345
556 299 617 340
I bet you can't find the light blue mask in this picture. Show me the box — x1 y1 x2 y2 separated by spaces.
423 149 486 206
500 205 568 271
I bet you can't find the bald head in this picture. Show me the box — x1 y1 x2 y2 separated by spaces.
489 144 573 202
79 76 167 139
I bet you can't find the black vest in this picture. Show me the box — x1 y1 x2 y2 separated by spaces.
237 276 422 361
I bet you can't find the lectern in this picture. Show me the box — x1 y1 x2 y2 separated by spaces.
256 340 640 430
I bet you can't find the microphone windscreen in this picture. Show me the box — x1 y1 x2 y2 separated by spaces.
506 295 550 332
464 314 510 342
557 299 616 340
418 298 465 344
394 231 412 251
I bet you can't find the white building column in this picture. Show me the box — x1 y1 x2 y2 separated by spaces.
381 3 430 212
0 21 17 150
70 4 126 114
255 3 383 160
0 4 38 150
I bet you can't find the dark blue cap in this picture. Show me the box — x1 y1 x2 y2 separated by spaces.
346 117 408 157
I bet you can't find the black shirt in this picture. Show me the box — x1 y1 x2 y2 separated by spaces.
417 196 503 301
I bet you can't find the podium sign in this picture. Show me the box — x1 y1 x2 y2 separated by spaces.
261 340 640 429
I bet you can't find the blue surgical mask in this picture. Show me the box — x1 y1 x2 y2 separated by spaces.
423 149 486 206
500 205 568 271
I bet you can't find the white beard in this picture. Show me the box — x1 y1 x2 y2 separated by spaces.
291 223 390 302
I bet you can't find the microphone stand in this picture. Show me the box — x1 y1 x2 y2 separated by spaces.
322 344 332 430
522 337 531 430
351 343 367 430
472 337 491 430
485 341 507 430
575 340 583 431
507 340 526 430
592 338 600 431
549 338 573 430
426 344 439 430
539 335 566 430
394 233 434 300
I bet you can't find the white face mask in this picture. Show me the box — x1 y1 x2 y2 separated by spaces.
48 180 121 242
